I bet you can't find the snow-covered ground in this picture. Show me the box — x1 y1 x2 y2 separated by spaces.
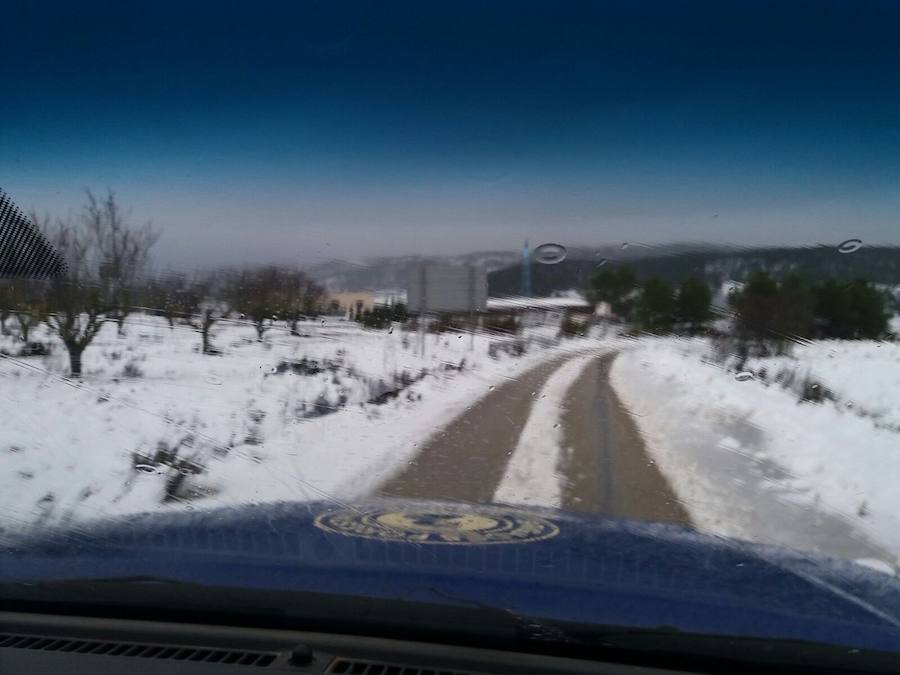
611 335 900 567
6 308 899 571
0 313 591 531
745 341 900 431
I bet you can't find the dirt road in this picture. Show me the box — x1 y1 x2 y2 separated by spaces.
377 355 570 503
378 352 690 526
377 350 897 564
558 354 690 524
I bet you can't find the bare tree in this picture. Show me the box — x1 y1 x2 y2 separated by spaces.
228 266 323 340
281 269 324 335
145 272 192 329
0 283 12 336
228 266 282 341
43 220 106 377
183 273 229 355
9 280 49 345
82 189 160 337
35 191 159 377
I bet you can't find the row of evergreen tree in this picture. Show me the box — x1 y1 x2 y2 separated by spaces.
731 271 888 343
355 303 408 329
587 267 713 334
587 267 891 343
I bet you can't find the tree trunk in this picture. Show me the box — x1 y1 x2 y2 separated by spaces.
201 324 211 354
67 345 84 378
289 318 299 336
254 320 265 341
167 315 175 329
116 314 126 337
0 313 8 336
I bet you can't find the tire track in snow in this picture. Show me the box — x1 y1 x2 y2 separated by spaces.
376 354 572 502
492 354 600 508
559 353 692 524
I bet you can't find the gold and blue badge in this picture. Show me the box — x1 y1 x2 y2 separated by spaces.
315 507 559 545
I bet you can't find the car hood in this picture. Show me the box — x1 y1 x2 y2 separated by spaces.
1 499 899 655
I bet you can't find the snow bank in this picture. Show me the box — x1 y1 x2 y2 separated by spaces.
745 340 900 430
611 336 900 564
890 315 900 335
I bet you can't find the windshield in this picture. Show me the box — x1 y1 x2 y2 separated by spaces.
2 0 899 657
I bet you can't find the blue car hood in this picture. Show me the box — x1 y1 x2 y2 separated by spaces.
1 499 899 655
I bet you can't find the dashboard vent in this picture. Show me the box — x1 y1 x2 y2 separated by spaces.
327 657 473 675
0 633 277 667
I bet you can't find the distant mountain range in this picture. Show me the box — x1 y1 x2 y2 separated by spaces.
305 244 705 291
306 244 900 297
488 245 900 297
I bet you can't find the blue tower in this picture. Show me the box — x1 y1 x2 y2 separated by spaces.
520 240 532 297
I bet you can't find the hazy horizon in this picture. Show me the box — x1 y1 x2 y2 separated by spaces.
3 1 898 269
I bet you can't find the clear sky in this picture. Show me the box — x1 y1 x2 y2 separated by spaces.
2 0 898 268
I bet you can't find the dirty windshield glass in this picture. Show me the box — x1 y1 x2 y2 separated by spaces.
2 0 900 640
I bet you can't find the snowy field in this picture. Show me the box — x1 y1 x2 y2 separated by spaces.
0 313 591 531
5 309 899 572
612 335 900 568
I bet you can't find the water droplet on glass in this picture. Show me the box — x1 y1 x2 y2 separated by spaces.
552 423 560 429
621 242 629 250
595 257 607 267
135 464 158 474
205 375 223 385
185 504 195 511
239 313 246 319
489 385 495 391
846 401 854 408
533 243 567 265
811 383 819 390
388 326 394 334
735 371 754 382
837 239 862 254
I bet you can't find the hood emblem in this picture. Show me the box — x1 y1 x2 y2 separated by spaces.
315 507 559 545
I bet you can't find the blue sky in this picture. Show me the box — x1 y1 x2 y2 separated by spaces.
2 0 898 267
